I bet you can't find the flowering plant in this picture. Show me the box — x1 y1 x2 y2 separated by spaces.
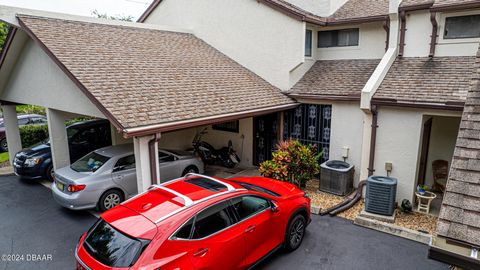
259 139 322 188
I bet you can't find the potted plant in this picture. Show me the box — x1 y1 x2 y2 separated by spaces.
417 184 429 195
259 139 322 188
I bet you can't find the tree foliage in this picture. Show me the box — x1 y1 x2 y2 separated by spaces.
0 22 10 53
92 10 134 22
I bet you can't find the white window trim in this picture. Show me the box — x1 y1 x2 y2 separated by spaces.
438 9 480 45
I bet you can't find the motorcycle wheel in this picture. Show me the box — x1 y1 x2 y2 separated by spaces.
223 158 236 168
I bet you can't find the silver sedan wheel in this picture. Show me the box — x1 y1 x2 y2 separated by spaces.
103 193 121 209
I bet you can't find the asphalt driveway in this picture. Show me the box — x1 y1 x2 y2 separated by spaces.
0 175 97 270
0 175 447 270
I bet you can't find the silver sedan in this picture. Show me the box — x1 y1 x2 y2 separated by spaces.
51 144 204 211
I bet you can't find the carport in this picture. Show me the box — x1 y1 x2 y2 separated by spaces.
0 6 297 192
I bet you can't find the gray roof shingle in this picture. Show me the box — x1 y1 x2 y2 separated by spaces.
289 59 381 98
331 0 389 20
374 56 476 104
399 0 434 8
17 15 295 131
433 0 479 8
437 47 480 247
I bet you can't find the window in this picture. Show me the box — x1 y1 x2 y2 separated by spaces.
185 177 226 191
158 152 175 163
212 121 239 133
318 28 359 48
444 14 480 39
17 117 30 126
84 219 150 268
230 196 270 220
192 201 234 239
71 152 110 172
232 181 280 197
305 29 312 56
173 218 194 239
31 117 47 125
71 128 96 145
114 155 135 171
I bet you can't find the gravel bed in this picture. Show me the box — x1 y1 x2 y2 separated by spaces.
304 179 438 235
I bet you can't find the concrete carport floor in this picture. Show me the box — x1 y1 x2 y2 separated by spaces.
0 175 447 270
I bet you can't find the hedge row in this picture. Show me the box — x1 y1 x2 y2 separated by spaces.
16 117 94 148
19 124 49 148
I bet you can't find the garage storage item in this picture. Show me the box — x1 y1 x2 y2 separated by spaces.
319 160 354 196
365 176 397 216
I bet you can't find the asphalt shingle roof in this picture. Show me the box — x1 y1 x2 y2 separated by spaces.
374 56 476 104
437 48 480 247
433 0 477 7
331 0 389 20
290 59 381 97
17 15 295 131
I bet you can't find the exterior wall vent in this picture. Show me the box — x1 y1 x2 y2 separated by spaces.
365 176 397 216
319 160 354 196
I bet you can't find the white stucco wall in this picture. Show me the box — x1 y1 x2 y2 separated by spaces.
295 99 365 185
152 118 254 166
403 9 480 57
196 118 254 166
144 0 305 91
287 0 330 16
158 128 197 151
424 115 461 187
374 107 462 203
314 22 388 60
329 102 365 185
0 38 105 118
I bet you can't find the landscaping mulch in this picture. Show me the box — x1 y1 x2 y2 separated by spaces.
303 179 438 235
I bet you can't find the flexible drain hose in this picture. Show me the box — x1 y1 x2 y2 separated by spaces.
321 180 367 216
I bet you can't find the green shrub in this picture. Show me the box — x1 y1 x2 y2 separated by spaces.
16 105 46 115
65 117 93 126
259 139 322 188
19 124 49 147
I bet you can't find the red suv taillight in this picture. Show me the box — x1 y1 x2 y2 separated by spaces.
68 184 86 193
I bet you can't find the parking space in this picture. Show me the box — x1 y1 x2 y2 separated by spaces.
0 175 97 270
257 214 448 270
0 175 447 270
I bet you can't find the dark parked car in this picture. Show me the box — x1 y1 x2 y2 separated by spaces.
13 119 112 181
0 114 47 152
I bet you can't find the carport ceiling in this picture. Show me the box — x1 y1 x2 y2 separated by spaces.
1 14 297 137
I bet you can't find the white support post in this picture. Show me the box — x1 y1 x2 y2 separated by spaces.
134 135 154 192
46 108 70 171
1 104 22 165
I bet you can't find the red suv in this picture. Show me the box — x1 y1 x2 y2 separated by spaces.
75 173 311 270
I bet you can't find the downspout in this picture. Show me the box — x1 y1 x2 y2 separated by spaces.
383 17 390 52
429 11 438 57
398 10 406 57
367 105 378 176
148 133 162 185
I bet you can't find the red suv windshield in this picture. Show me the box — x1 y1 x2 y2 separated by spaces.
83 219 150 267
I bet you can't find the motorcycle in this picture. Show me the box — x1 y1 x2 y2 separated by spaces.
192 128 241 168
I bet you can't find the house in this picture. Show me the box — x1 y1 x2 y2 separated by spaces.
138 0 480 266
0 7 297 193
138 0 479 202
0 0 479 267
